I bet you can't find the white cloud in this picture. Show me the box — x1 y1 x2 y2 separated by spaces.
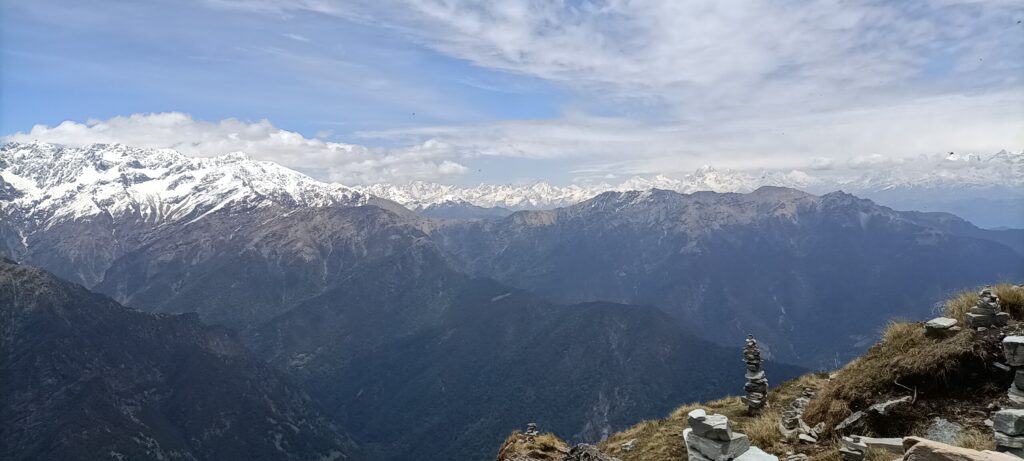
282 33 310 42
2 112 469 185
358 90 1024 176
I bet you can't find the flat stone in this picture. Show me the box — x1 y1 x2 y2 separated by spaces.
967 313 998 328
1015 370 1024 390
735 446 779 461
836 411 865 433
688 410 733 441
684 428 751 461
1003 337 1024 367
996 312 1011 325
843 436 868 451
993 410 1024 436
995 431 1024 449
969 306 998 315
797 434 817 444
925 317 958 329
903 437 1019 461
861 436 906 454
745 370 765 380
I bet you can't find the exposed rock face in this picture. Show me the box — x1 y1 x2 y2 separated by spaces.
742 335 769 416
0 260 355 461
903 437 1018 461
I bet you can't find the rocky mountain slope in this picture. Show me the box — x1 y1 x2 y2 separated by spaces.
499 284 1024 461
433 187 1024 367
0 258 356 461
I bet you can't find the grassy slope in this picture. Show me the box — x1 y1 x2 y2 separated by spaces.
572 283 1024 461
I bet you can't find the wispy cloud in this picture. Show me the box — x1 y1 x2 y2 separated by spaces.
282 32 310 42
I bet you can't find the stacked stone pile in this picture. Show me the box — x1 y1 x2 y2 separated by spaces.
1002 336 1024 408
993 409 1024 456
778 388 823 442
967 286 1008 329
683 409 777 461
742 335 768 416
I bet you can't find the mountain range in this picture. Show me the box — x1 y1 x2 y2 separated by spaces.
363 151 1024 228
1 141 1022 460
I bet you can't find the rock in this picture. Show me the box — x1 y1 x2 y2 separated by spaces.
784 454 808 461
1015 370 1024 390
968 313 999 328
926 417 963 444
836 411 866 433
993 410 1024 436
1008 385 1024 408
1002 337 1024 367
903 437 1019 461
995 362 1011 372
839 447 864 461
689 409 733 441
684 428 751 461
797 434 817 444
926 317 958 337
869 396 912 415
735 446 778 461
994 431 1024 449
565 444 623 461
620 439 637 452
861 436 906 454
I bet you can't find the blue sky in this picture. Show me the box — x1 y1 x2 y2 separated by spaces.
2 0 1022 185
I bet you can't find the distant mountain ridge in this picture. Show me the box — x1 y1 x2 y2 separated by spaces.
0 258 356 461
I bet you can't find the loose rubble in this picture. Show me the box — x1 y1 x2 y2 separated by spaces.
967 286 1008 329
904 436 1019 461
684 409 778 461
564 444 622 461
742 335 768 416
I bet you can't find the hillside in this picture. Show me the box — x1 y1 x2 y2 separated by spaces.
0 259 356 461
435 188 1024 367
496 284 1024 461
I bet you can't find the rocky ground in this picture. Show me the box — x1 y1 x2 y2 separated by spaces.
496 284 1024 461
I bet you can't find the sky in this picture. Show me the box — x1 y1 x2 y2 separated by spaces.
1 0 1022 185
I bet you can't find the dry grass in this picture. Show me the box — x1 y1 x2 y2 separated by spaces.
997 284 1024 319
597 373 830 461
954 428 996 451
496 431 570 461
802 317 991 432
943 291 976 323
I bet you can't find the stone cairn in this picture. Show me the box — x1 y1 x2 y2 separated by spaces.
998 336 1024 456
966 286 1008 330
742 335 768 416
524 422 539 442
684 409 777 461
779 388 824 443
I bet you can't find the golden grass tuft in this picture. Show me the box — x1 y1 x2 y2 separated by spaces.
802 318 985 431
598 373 831 461
954 428 996 451
943 291 977 323
997 283 1024 320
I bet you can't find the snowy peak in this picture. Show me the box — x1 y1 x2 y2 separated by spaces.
0 142 367 227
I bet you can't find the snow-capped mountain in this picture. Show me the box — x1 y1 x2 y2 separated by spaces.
0 142 367 229
3 142 1021 229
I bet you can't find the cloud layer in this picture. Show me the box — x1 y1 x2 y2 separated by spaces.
3 113 467 184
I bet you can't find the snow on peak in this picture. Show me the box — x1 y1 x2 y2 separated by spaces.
0 142 367 227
